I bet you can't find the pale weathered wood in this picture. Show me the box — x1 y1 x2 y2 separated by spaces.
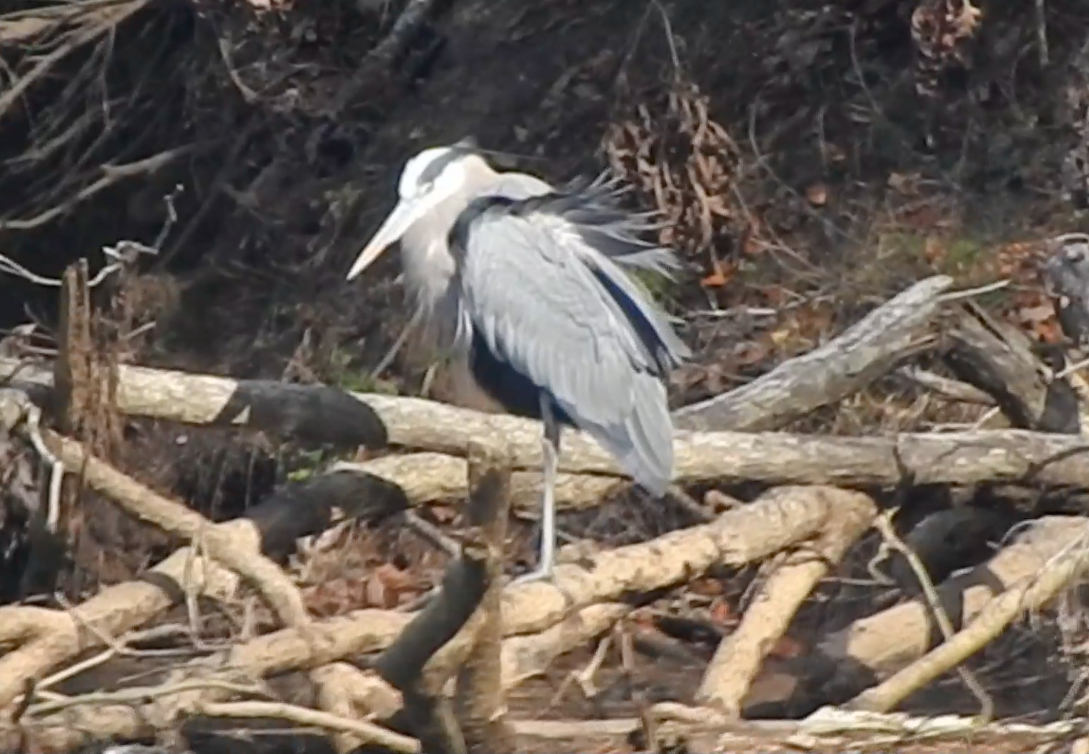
846 518 1089 712
0 356 389 449
814 515 1089 698
673 276 953 431
0 390 400 710
8 356 1089 489
335 454 623 514
1 484 834 751
696 489 878 716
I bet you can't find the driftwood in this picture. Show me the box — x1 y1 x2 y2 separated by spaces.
943 301 1080 432
334 453 623 514
811 515 1089 703
0 391 400 711
674 275 952 431
846 517 1089 713
5 262 1089 750
0 356 390 450
896 366 995 406
887 505 1022 598
0 482 842 750
10 356 1089 489
0 493 833 750
614 706 1077 754
695 489 878 716
0 390 415 752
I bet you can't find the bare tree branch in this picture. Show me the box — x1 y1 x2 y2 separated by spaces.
673 276 952 431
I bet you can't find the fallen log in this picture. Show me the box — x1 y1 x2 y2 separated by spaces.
2 483 835 748
0 390 417 752
814 515 1089 701
335 454 623 513
847 518 1089 713
0 356 389 449
12 356 1089 487
674 275 952 431
695 489 877 716
14 354 1089 489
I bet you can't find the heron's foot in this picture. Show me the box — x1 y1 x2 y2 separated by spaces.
509 563 555 587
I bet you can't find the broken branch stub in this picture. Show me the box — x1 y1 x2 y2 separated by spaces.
455 440 515 754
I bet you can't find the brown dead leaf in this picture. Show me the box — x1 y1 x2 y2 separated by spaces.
431 505 458 524
700 260 736 288
1033 319 1062 343
805 183 828 206
710 598 735 626
365 562 416 608
924 236 945 264
759 284 793 306
374 562 415 591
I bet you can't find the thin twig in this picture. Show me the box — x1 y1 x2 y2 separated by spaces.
937 279 1011 303
872 510 994 722
0 148 191 231
198 700 421 753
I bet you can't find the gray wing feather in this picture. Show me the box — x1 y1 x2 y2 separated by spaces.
454 208 675 494
490 171 682 280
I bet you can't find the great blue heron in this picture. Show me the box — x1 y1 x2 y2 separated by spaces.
346 140 690 585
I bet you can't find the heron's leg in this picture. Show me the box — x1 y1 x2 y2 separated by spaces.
511 399 561 586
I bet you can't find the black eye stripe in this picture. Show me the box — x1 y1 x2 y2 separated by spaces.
415 145 474 186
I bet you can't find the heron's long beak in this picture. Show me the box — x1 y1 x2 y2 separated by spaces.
346 198 423 281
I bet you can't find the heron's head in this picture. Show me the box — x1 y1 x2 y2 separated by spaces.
346 140 479 281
